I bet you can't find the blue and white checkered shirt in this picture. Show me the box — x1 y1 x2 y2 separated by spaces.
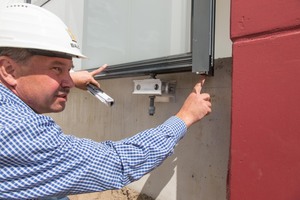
0 84 187 200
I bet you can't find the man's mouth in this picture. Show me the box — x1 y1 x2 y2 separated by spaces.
56 93 68 100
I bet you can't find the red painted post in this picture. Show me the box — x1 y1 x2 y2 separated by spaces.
230 0 300 199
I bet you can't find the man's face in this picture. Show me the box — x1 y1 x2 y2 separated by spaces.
14 55 75 114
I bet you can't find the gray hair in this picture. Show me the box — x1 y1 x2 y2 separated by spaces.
0 47 72 62
0 47 32 64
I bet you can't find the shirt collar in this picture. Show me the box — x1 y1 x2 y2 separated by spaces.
0 83 32 110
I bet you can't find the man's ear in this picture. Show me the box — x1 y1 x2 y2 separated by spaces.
0 56 17 87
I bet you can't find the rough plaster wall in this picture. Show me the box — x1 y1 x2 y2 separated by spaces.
47 57 232 200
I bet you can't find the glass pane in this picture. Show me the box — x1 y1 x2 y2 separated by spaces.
82 0 191 69
0 0 26 6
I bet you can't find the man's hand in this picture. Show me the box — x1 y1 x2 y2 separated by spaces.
70 64 107 90
175 77 212 128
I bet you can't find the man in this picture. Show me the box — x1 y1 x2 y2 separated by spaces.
0 3 211 200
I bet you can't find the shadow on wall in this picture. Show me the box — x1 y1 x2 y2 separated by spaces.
135 57 232 200
49 57 232 200
137 157 177 200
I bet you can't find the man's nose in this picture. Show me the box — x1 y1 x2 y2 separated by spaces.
61 74 75 88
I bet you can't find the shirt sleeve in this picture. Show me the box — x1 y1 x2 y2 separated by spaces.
0 114 187 199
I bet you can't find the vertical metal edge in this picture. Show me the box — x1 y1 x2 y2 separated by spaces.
209 0 216 76
192 0 215 75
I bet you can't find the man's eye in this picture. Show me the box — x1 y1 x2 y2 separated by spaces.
53 67 62 73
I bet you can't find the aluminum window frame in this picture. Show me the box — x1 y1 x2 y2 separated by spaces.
32 0 215 79
92 0 215 80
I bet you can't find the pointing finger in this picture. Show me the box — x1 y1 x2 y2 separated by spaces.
194 77 205 94
90 64 108 76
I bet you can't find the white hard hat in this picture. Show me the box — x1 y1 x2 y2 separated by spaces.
0 3 86 58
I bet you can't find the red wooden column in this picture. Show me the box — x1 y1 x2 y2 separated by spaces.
230 0 300 199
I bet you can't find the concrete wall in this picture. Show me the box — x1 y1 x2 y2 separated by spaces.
47 57 232 200
230 0 300 199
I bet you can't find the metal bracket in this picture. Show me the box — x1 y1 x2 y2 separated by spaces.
133 78 176 115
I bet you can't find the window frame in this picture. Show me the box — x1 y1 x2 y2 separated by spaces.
31 0 215 79
92 0 215 80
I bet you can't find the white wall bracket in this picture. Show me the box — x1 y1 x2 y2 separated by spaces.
133 78 176 115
